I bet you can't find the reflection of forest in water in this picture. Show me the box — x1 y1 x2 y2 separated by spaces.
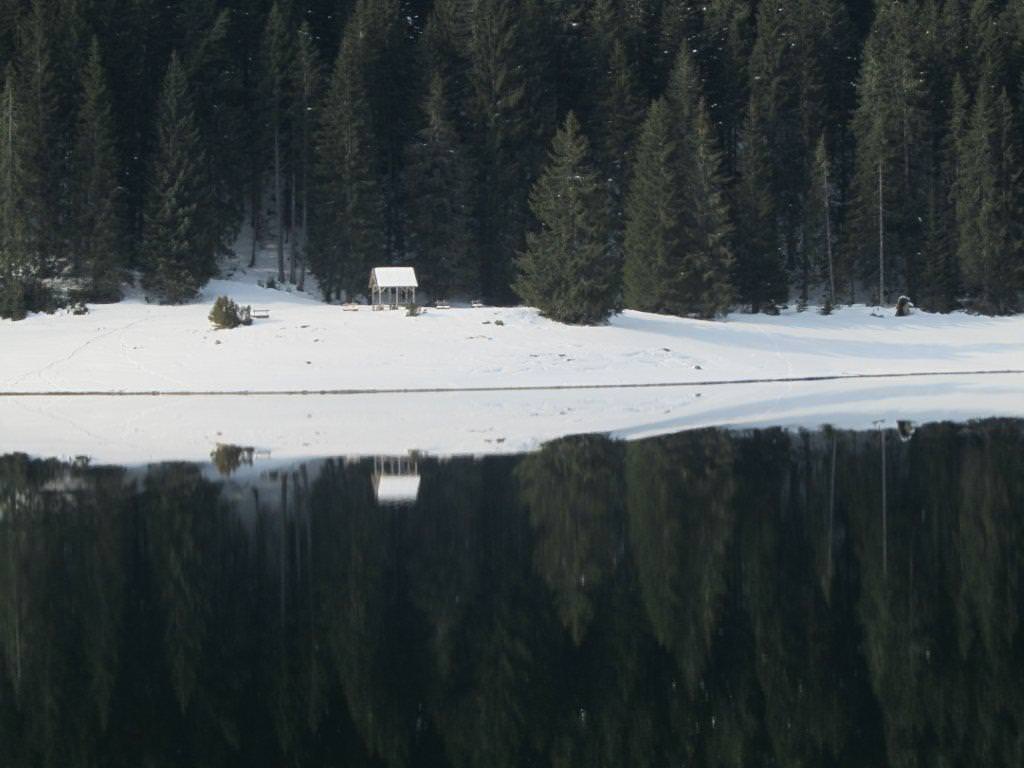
1 420 1022 767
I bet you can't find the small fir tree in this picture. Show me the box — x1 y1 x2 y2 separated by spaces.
516 112 615 325
142 53 214 304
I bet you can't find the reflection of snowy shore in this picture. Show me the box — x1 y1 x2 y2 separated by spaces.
1 373 1022 466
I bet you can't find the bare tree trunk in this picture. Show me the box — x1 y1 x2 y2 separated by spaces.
878 158 885 307
289 170 297 283
298 169 307 292
824 157 835 306
249 173 260 269
275 126 284 283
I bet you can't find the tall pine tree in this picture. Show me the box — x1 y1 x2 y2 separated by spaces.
516 112 615 324
310 34 385 301
74 38 122 301
955 79 1022 314
403 72 477 298
142 53 214 304
0 65 30 319
623 98 685 314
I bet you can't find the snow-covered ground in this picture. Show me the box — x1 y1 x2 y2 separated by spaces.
1 374 1022 465
0 276 1021 394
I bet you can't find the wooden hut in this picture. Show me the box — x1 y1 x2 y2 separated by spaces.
369 267 418 310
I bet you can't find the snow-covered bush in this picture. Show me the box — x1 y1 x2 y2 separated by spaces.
406 302 421 317
209 296 251 329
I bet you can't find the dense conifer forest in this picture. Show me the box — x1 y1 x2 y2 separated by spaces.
0 0 1022 322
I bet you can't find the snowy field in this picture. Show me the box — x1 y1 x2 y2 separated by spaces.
1 374 1022 465
0 277 1022 394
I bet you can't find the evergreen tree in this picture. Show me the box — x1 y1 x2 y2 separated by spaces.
73 38 122 301
466 0 537 302
290 21 320 291
623 99 685 314
701 0 755 174
734 100 786 311
683 99 735 318
16 0 61 279
591 39 644 269
142 53 214 303
403 72 477 297
516 112 615 324
955 80 1022 314
919 75 967 313
0 66 30 319
262 2 293 284
310 35 385 301
848 1 929 304
805 134 839 312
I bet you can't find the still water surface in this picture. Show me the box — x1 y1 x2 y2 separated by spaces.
1 419 1022 766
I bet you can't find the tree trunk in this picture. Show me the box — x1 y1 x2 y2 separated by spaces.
275 126 284 283
289 170 297 283
824 158 835 306
878 158 885 307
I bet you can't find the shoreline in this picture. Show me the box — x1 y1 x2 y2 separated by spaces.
1 367 1022 397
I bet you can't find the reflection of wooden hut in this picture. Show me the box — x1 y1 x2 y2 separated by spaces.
369 267 418 310
372 456 421 505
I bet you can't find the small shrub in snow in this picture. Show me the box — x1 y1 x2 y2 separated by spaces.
494 319 504 326
209 296 251 329
406 302 421 317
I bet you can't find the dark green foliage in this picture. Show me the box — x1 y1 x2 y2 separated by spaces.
955 79 1022 314
208 295 249 329
403 72 477 297
262 2 293 284
309 33 385 302
74 38 122 301
848 1 930 305
0 0 1020 317
624 99 684 314
625 50 735 319
0 66 30 319
142 53 214 304
516 112 615 325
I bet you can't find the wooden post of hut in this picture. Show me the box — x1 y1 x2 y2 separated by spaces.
369 267 418 310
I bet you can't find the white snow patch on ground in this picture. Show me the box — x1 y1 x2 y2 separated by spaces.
0 277 1021 393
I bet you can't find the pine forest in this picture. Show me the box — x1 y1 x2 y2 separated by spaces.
1 0 1023 323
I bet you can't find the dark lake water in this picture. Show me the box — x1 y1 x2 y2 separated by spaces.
1 419 1023 767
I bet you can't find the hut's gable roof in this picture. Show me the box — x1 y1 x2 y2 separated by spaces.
371 267 418 288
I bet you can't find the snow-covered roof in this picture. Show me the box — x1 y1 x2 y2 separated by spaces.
374 473 421 504
370 267 418 289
